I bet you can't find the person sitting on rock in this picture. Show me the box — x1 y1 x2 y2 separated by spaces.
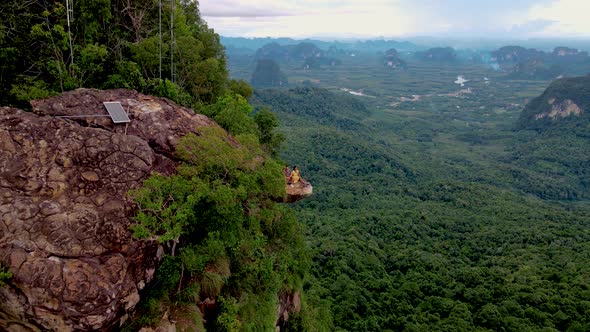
283 164 292 181
289 166 301 186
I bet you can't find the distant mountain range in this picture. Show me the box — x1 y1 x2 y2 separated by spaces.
223 36 590 82
492 46 590 79
415 47 457 63
221 36 422 55
254 42 324 62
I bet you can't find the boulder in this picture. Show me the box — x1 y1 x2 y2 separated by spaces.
0 89 219 331
284 182 313 203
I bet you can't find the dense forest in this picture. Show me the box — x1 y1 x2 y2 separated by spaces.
251 79 590 331
0 0 230 108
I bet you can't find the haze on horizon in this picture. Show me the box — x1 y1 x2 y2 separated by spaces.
200 0 590 40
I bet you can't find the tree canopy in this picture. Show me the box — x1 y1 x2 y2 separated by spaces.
125 126 313 330
0 0 227 108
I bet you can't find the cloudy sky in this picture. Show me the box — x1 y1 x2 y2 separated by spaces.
199 0 590 39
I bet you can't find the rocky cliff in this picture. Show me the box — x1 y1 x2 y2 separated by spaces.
517 76 590 130
0 89 221 331
285 182 313 203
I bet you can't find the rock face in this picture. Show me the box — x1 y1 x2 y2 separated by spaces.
518 76 590 130
284 182 313 203
535 99 583 120
491 45 544 66
507 58 564 80
276 291 301 330
0 89 219 331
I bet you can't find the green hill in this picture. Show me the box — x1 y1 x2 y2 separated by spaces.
415 47 457 63
510 76 590 200
251 59 289 88
254 42 324 62
383 48 407 69
518 75 590 130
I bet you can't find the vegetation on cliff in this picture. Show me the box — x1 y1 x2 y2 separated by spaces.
125 126 317 330
0 264 11 287
0 1 321 330
254 42 324 63
415 47 457 63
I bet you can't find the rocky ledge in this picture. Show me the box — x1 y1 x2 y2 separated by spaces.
284 182 313 203
0 89 221 331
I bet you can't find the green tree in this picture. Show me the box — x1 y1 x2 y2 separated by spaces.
0 264 11 286
0 0 227 107
227 79 254 98
127 126 310 330
203 94 258 136
254 107 285 156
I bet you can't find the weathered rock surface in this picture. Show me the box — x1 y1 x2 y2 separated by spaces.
284 182 313 203
0 89 220 331
276 291 301 330
517 75 590 130
535 99 583 120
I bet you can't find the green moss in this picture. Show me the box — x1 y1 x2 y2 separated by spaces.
0 264 12 287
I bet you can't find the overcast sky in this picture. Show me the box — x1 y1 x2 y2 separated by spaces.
199 0 590 39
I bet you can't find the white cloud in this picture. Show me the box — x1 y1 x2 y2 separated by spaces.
201 0 418 38
199 0 590 38
199 0 298 17
527 0 590 37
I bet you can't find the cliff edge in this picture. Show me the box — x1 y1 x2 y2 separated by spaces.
0 89 221 331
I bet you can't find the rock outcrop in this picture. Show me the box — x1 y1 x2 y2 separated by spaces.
517 76 590 130
0 89 219 331
491 45 544 66
276 291 301 329
284 182 313 203
534 99 583 120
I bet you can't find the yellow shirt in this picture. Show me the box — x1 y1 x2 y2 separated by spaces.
290 169 300 183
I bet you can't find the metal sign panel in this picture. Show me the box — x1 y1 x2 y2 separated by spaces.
103 102 131 124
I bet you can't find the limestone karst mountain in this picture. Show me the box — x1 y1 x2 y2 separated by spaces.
518 75 590 130
383 48 407 69
415 47 457 63
254 42 324 62
251 59 289 88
